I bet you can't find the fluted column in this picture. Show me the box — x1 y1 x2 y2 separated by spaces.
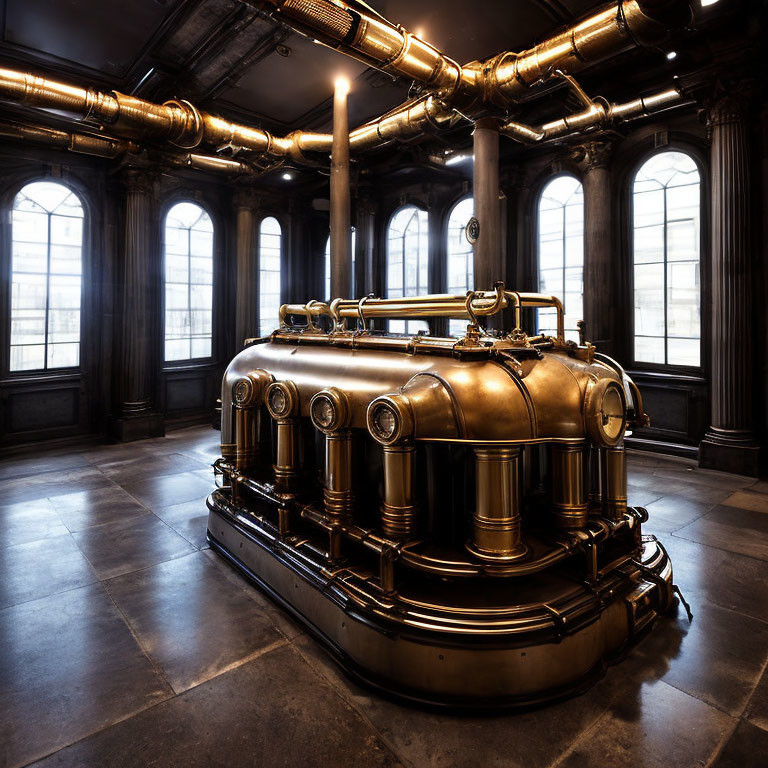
579 140 615 355
699 94 760 476
113 167 163 441
234 190 257 345
473 118 502 292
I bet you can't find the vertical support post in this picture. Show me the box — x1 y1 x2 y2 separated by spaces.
381 443 417 538
551 442 588 529
472 118 502 294
330 77 352 299
601 445 627 520
580 140 615 354
234 191 257 344
699 93 760 476
324 431 354 521
112 167 163 441
468 446 527 560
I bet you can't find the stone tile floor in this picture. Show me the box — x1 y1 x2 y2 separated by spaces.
1 426 767 767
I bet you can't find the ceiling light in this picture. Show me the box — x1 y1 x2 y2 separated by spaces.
700 0 719 6
666 51 677 60
282 172 293 181
445 153 472 166
334 76 350 95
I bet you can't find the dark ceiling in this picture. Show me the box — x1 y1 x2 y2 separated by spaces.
0 0 616 134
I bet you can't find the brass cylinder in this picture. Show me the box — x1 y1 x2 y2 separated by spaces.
551 443 589 529
601 446 627 520
468 447 527 560
274 420 301 496
324 430 354 521
589 443 603 510
235 407 259 472
381 443 417 539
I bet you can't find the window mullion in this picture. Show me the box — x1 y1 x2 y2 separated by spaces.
44 211 52 369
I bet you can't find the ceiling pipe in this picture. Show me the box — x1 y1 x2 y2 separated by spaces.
0 65 459 164
0 119 140 158
477 0 692 106
500 86 684 143
242 0 467 98
0 118 263 176
242 0 691 108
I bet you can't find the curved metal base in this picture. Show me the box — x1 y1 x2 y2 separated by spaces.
207 494 674 710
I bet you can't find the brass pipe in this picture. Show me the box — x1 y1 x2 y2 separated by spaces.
501 87 683 144
601 445 628 520
233 371 273 472
279 288 559 338
484 0 691 105
0 119 140 158
381 443 417 539
551 442 589 529
467 446 528 560
247 0 465 97
266 381 302 496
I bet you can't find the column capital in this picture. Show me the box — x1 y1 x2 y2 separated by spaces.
233 188 258 210
706 90 751 130
572 140 614 172
119 165 156 194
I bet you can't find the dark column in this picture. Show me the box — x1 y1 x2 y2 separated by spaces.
579 140 616 356
472 118 502 292
699 94 760 476
112 167 163 441
355 196 375 296
234 190 257 346
330 78 352 299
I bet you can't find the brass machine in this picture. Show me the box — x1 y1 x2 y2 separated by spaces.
208 285 674 707
0 0 692 707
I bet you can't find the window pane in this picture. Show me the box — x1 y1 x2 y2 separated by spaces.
164 202 214 361
10 344 45 371
387 206 429 334
47 342 79 369
537 176 583 338
10 182 83 372
632 151 701 366
259 217 281 336
634 263 665 336
446 197 473 335
635 336 665 364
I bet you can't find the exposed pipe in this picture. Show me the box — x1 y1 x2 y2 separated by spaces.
477 0 692 105
500 87 684 143
243 0 466 97
0 119 139 158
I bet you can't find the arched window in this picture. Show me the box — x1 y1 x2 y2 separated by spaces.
164 202 214 362
324 229 356 300
387 205 429 334
632 151 701 367
10 181 84 371
537 176 584 342
259 217 282 336
446 196 473 337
